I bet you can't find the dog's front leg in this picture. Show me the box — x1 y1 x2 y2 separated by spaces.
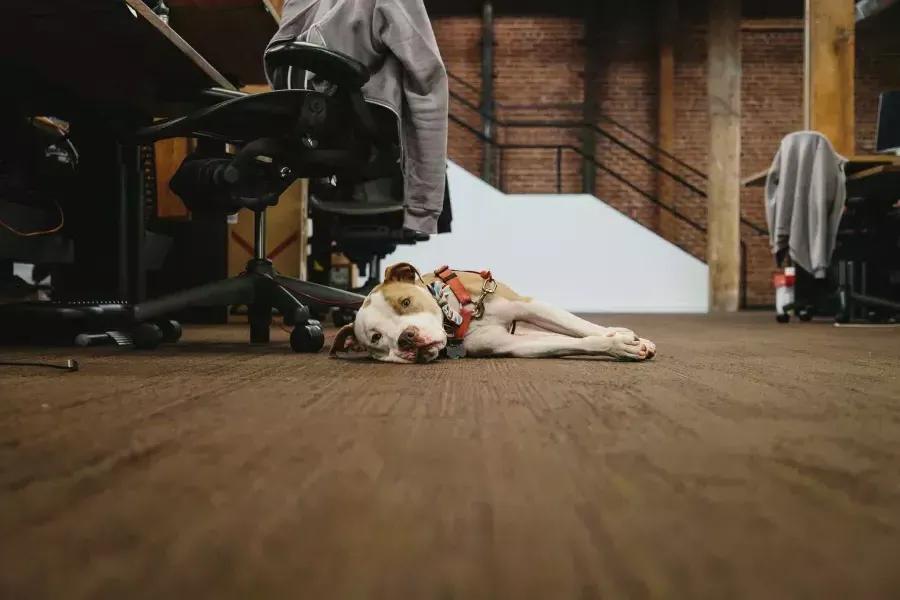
512 299 635 338
465 326 651 360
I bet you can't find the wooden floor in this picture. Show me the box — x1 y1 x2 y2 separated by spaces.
1 314 899 599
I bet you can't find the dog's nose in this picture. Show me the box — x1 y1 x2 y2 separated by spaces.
398 326 420 349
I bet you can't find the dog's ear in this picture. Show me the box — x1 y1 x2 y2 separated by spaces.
329 323 364 357
384 262 418 283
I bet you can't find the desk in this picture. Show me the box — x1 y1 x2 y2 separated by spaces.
846 163 900 181
844 163 900 202
0 0 234 303
0 0 235 118
741 155 900 188
167 0 281 86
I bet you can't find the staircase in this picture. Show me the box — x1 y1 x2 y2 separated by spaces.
387 161 710 313
397 70 769 309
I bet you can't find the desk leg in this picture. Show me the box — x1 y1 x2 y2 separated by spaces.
51 122 120 300
837 260 855 322
116 142 146 304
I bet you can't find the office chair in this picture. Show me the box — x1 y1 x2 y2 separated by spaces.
128 41 386 351
306 170 430 326
781 194 900 324
275 51 437 327
831 194 900 323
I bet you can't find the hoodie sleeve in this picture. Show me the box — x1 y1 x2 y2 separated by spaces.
809 141 848 277
373 0 449 234
764 145 788 264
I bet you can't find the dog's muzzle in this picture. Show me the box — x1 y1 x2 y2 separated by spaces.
398 326 444 362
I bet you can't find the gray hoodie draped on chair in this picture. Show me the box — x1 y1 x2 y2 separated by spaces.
764 131 848 278
266 0 449 235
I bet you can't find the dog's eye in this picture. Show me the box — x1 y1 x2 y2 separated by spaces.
401 298 411 308
370 333 382 343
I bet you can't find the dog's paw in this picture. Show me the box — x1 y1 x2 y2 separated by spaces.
603 331 647 361
639 338 656 360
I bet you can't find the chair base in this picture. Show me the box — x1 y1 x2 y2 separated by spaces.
777 260 900 325
132 258 366 351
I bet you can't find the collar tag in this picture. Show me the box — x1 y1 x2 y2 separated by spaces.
445 339 466 359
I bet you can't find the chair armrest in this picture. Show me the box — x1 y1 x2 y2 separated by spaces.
201 87 248 103
265 41 370 90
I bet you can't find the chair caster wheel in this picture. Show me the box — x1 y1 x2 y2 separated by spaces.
333 309 355 327
776 313 790 323
156 319 182 343
290 324 325 353
798 309 813 322
288 305 310 326
132 322 164 350
835 313 850 324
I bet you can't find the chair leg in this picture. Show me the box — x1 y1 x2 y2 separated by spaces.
274 274 365 310
836 261 854 322
850 291 900 313
134 274 256 322
249 277 274 344
271 284 307 326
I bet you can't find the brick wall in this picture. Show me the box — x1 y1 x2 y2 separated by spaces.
432 2 900 307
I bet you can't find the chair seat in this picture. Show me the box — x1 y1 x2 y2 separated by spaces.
265 41 369 90
134 90 319 144
309 197 403 216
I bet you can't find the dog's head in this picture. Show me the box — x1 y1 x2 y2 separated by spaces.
330 262 447 363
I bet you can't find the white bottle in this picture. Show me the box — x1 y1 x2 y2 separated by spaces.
774 266 796 319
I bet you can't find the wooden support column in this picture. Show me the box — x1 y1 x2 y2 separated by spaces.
656 0 677 235
581 0 600 195
804 0 855 155
707 0 741 313
480 0 495 184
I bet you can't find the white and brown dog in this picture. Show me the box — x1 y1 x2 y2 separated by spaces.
329 262 656 364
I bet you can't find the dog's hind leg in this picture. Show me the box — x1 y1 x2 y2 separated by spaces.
511 299 634 338
464 326 651 360
508 300 656 359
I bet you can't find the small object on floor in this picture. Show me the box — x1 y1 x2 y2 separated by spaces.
774 267 796 323
0 358 79 372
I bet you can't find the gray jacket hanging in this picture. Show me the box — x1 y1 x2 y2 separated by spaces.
267 0 449 235
764 131 848 278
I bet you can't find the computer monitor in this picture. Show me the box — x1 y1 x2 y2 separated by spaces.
874 91 900 154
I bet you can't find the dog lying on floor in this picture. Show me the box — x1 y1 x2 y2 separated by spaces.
329 262 656 364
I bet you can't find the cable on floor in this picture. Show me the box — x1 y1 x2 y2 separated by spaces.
0 359 79 372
